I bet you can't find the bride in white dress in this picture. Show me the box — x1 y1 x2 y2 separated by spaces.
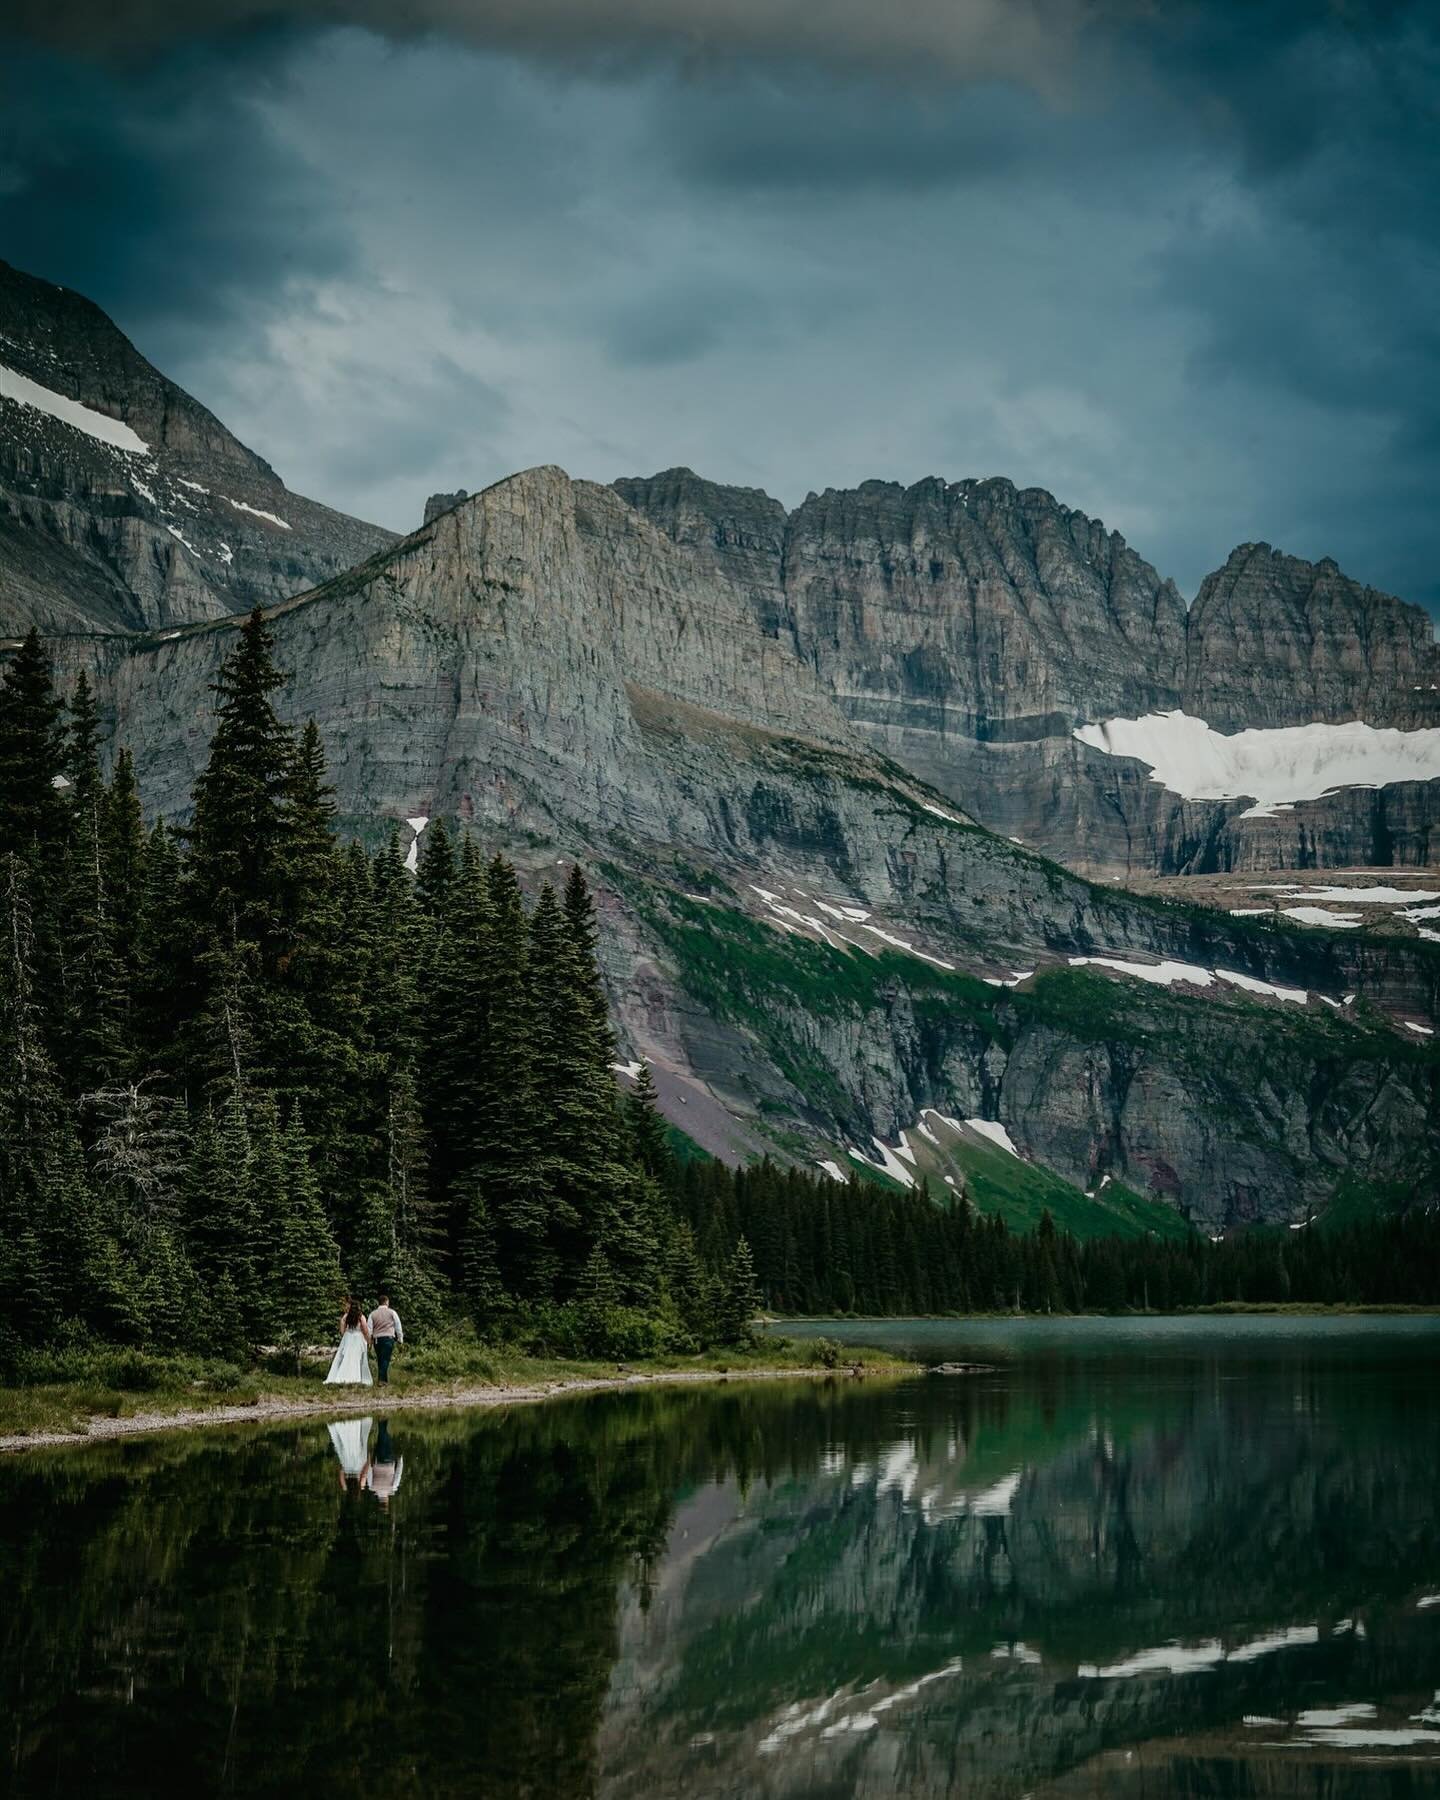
324 1298 373 1386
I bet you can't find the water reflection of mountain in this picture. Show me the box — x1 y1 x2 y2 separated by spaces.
0 1358 1437 1797
598 1372 1440 1797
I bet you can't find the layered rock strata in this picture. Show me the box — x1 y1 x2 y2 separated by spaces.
0 260 394 633
618 470 1440 874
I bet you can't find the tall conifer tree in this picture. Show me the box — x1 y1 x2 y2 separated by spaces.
477 856 556 1297
274 1110 343 1371
0 630 67 859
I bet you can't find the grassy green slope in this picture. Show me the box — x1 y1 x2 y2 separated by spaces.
940 1138 1191 1241
614 871 1437 1236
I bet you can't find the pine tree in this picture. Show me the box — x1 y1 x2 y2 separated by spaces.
132 1218 199 1351
184 1089 259 1319
84 1078 189 1238
480 857 558 1297
349 1183 398 1301
131 820 186 1075
661 1221 711 1345
0 854 58 1166
415 815 456 917
64 671 99 791
275 719 368 1182
369 826 423 1070
183 608 296 1096
625 1064 674 1187
44 1112 112 1334
246 1093 290 1340
273 1110 343 1372
527 880 637 1290
0 854 85 1346
386 1063 435 1257
457 1177 505 1326
561 866 612 1035
419 834 489 1260
60 683 128 1094
187 608 293 934
576 1244 620 1311
0 630 67 859
716 1236 762 1346
103 748 147 1034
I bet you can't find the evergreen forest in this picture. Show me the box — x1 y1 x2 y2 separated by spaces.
0 612 1435 1379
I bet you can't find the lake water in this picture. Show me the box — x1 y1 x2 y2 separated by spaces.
3 1316 1439 1796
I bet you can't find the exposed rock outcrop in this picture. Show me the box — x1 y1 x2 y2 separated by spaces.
0 260 395 633
423 489 469 525
1186 541 1440 731
619 471 1440 875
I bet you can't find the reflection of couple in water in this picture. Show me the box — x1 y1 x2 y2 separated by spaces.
327 1416 404 1506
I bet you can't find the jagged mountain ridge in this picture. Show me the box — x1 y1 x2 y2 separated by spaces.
47 467 1440 1225
2 252 1433 868
1 264 1435 1218
615 468 1440 874
0 260 395 633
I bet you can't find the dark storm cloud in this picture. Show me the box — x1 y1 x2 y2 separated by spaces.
0 41 354 360
8 0 1126 87
1 0 1437 613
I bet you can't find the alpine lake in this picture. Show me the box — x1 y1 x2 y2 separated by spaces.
3 1315 1439 1797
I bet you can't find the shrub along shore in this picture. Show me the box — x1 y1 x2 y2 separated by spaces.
0 1335 913 1450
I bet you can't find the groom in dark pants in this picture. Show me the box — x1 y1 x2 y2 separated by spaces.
367 1293 403 1383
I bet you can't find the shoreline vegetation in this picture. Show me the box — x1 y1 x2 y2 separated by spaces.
7 1301 1436 1454
0 1338 914 1453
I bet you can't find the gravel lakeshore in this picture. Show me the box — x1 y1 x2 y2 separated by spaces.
0 1362 904 1456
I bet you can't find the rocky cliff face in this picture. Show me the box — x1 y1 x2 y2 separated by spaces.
422 489 469 525
46 467 1440 1225
0 260 395 633
619 471 1440 875
1186 542 1440 731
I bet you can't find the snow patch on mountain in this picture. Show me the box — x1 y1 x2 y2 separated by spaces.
225 496 292 531
1076 711 1440 817
0 360 149 454
1253 883 1440 905
848 1137 918 1188
964 1118 1020 1157
1281 906 1364 928
1070 955 1313 1003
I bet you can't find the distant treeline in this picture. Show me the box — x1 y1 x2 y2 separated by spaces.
0 615 1433 1377
671 1155 1440 1315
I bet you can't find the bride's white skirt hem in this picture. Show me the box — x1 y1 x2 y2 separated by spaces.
324 1330 373 1386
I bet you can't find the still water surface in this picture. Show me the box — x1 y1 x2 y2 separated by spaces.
2 1316 1438 1796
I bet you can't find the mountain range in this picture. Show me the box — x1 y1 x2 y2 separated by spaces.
2 261 1436 1228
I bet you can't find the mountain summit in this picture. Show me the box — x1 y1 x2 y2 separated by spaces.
0 260 395 633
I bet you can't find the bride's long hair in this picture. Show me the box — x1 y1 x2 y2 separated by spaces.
343 1298 363 1332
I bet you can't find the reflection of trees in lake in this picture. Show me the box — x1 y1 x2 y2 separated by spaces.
0 1369 1438 1798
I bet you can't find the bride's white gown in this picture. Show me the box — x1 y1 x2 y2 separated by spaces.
324 1328 373 1386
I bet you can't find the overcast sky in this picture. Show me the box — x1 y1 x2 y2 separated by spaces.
3 0 1437 609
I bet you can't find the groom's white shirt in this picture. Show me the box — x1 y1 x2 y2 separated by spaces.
368 1304 403 1342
